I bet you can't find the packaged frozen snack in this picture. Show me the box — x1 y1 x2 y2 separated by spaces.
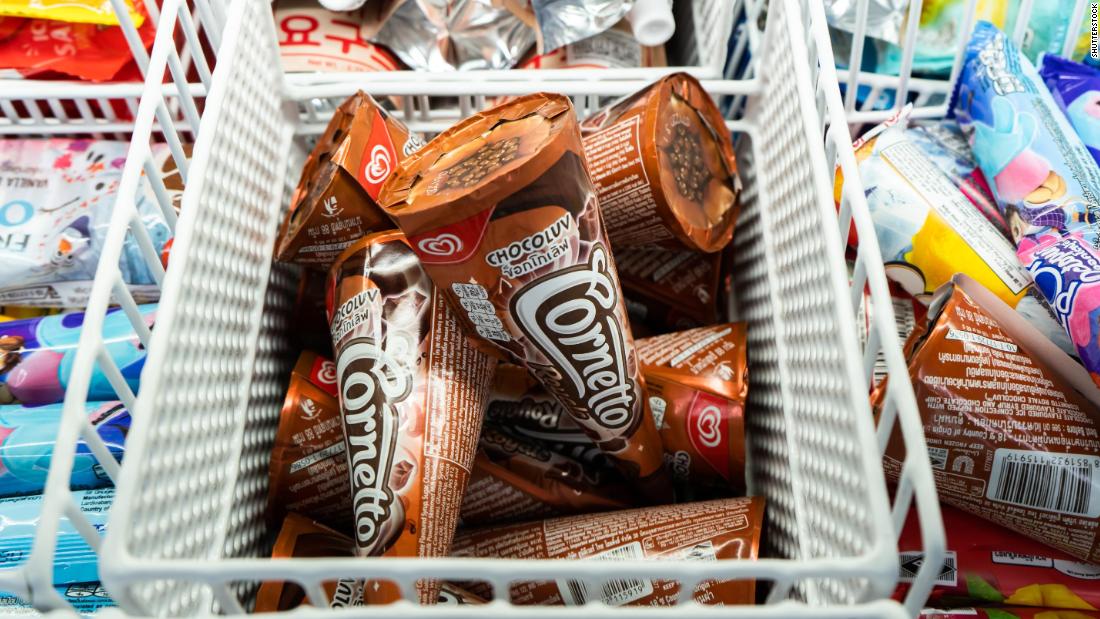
0 0 143 25
0 304 155 405
0 10 155 81
0 583 115 614
1040 55 1100 168
0 140 181 306
580 73 741 253
920 608 1100 618
372 0 534 71
522 0 632 54
254 513 365 612
0 488 113 586
267 351 351 534
1 401 128 497
615 246 723 328
518 19 665 69
882 274 1100 563
459 425 632 526
276 92 422 267
847 107 1032 307
327 230 495 604
897 504 1100 610
273 0 402 73
378 93 672 502
451 497 764 605
952 22 1100 387
635 323 747 492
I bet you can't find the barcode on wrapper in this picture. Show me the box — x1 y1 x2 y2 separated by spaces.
899 551 957 587
987 449 1100 518
557 542 653 605
928 447 948 470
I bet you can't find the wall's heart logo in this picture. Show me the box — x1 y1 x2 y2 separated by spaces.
363 144 392 185
417 233 463 257
300 398 319 419
693 405 722 448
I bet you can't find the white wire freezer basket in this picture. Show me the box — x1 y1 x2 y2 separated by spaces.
1 0 945 616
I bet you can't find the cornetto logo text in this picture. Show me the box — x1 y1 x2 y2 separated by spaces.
487 397 564 430
510 244 638 433
486 214 573 278
336 335 412 554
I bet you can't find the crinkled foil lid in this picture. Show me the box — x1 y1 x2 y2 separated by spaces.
531 0 633 53
374 0 536 70
824 0 907 44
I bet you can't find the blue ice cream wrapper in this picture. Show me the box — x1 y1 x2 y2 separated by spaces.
1040 53 1100 168
0 488 113 586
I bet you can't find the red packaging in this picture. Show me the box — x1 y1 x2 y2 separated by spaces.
273 0 402 74
327 230 496 604
579 73 741 253
460 426 633 527
378 93 671 502
277 92 423 267
897 505 1100 610
451 497 764 606
882 275 1100 563
636 323 748 491
267 352 349 534
0 11 154 82
920 609 1100 618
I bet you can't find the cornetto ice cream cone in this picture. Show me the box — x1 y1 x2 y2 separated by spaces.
377 93 672 503
580 72 742 253
326 230 496 604
276 92 423 267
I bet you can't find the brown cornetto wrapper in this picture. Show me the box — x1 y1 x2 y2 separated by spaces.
267 351 350 534
580 72 742 254
486 363 615 471
460 425 633 527
254 514 485 612
451 497 764 605
637 323 748 492
378 93 672 503
276 92 423 267
326 230 496 604
617 246 725 331
882 274 1100 563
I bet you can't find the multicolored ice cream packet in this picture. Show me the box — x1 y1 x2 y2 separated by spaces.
951 21 1100 388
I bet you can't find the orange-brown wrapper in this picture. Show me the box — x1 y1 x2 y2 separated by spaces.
253 514 485 612
326 230 496 604
276 92 423 267
451 497 764 606
378 93 672 503
267 351 350 534
580 72 741 253
617 246 725 331
883 274 1100 563
460 425 633 527
636 323 748 493
254 513 364 612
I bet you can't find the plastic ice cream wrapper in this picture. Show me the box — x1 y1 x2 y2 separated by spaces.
378 93 672 503
267 351 351 535
635 323 747 493
0 584 115 615
951 22 1100 387
460 425 633 527
616 245 724 328
905 120 1010 239
0 304 155 405
0 140 183 307
451 496 764 605
517 19 665 70
848 106 1032 307
255 513 486 611
1040 55 1100 169
273 0 403 74
372 0 535 71
882 274 1100 564
581 73 741 253
276 92 423 267
0 488 113 586
896 504 1100 611
527 0 632 54
1 401 127 498
326 230 496 604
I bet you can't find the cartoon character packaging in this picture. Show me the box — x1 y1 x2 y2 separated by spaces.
952 22 1100 388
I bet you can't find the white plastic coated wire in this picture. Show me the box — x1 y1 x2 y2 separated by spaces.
836 0 1093 124
0 0 947 615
